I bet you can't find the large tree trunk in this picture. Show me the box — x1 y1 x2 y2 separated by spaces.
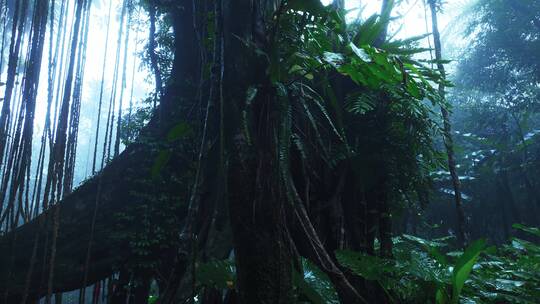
1 2 383 303
0 1 200 300
224 1 294 302
0 135 185 300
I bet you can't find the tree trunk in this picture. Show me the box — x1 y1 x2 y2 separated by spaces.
130 274 151 304
224 1 294 301
110 270 129 304
148 4 163 110
429 0 467 247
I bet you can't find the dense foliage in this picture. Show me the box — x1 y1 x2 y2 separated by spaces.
0 0 539 303
427 0 540 243
198 224 540 303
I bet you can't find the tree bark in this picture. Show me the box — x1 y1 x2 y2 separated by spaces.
224 1 294 302
0 137 183 299
0 0 201 286
429 0 467 247
148 4 163 110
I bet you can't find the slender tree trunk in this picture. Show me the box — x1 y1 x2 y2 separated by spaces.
374 0 394 259
148 4 163 110
18 0 55 275
114 1 133 157
126 30 138 138
92 0 113 174
510 112 540 219
102 0 127 166
0 0 8 78
110 270 129 304
65 0 92 194
495 170 516 240
0 0 28 180
429 0 467 247
131 274 151 304
55 293 63 304
91 281 101 304
44 1 86 302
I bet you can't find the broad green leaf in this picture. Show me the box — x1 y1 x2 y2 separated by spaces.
289 64 303 74
407 251 447 284
512 224 540 237
349 43 371 62
436 287 448 304
151 150 171 179
366 64 395 85
338 63 368 85
407 81 422 99
511 238 540 254
353 15 378 45
354 0 394 46
403 234 447 249
383 33 432 49
292 268 326 304
451 239 486 303
323 51 345 68
196 259 236 290
301 258 339 303
167 122 191 142
335 250 388 281
429 246 449 266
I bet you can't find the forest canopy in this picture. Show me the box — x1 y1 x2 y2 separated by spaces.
0 0 539 303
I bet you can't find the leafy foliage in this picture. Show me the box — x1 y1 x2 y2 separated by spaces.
120 104 153 146
249 0 448 222
190 226 540 303
196 259 236 290
435 0 540 243
105 1 540 302
329 229 539 304
450 239 486 303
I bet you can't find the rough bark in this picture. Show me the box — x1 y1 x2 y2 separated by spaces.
0 135 181 300
224 1 294 302
0 2 201 298
0 2 399 303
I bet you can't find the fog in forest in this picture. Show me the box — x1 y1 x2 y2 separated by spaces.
0 0 538 303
